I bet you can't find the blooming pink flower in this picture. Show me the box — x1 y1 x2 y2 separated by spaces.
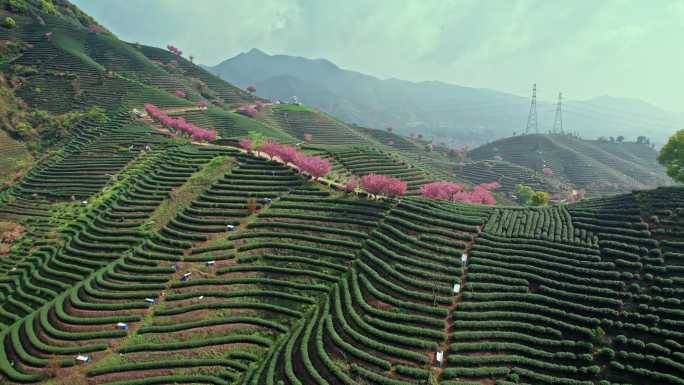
175 90 187 98
543 167 554 177
144 103 216 142
345 179 358 193
259 142 279 159
303 133 313 142
273 144 298 164
360 174 406 198
239 138 253 151
420 181 464 200
238 105 258 118
420 180 497 205
295 155 331 178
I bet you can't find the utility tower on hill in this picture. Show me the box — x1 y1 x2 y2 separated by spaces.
552 92 564 134
524 84 538 134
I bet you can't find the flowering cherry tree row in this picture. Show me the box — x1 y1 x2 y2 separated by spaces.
239 139 331 179
237 101 266 118
239 138 411 199
144 103 216 142
420 180 500 205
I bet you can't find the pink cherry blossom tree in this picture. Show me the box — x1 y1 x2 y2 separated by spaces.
345 178 359 193
420 181 464 200
543 167 554 177
295 155 331 179
273 144 298 164
239 138 253 152
144 103 216 142
238 105 258 118
386 178 408 198
258 142 279 159
175 90 187 98
303 133 313 142
420 180 497 205
494 155 503 161
360 174 406 199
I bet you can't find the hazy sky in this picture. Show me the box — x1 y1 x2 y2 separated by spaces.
72 0 683 112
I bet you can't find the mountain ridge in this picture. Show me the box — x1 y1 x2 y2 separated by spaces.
205 48 683 146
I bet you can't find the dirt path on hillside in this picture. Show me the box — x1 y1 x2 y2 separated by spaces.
435 224 490 383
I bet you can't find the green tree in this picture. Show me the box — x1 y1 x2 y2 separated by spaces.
616 135 624 143
248 130 266 149
83 106 108 125
658 129 684 183
514 184 534 205
3 16 16 28
530 191 550 206
40 0 59 15
591 326 606 345
7 0 28 13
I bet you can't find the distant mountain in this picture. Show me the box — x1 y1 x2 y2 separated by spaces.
205 49 683 146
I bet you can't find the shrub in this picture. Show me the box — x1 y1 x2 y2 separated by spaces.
7 0 28 13
3 17 16 28
40 0 58 15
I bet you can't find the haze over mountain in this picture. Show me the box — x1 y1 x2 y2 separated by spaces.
206 48 683 147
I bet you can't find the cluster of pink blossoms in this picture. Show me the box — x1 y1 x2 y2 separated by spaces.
420 180 500 205
361 173 408 198
144 103 216 141
237 102 266 118
255 141 331 178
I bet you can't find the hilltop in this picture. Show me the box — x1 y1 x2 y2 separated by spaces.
468 133 672 196
205 48 683 146
0 2 681 385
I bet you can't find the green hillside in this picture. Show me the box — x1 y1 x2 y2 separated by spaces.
0 2 681 385
470 134 672 196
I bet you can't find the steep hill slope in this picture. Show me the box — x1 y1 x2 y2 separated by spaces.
0 3 683 385
469 133 673 195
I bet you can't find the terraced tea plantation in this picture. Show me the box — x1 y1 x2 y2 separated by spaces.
0 2 681 385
